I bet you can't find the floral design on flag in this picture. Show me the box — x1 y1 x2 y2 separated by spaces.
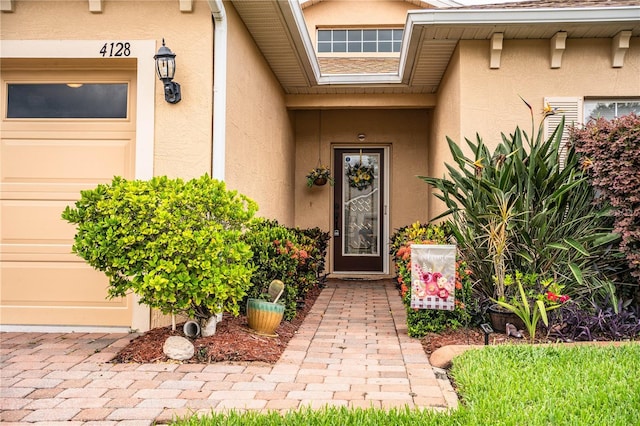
410 244 456 311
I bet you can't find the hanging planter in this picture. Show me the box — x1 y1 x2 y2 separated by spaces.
307 112 335 188
346 161 375 190
306 166 334 188
314 177 328 186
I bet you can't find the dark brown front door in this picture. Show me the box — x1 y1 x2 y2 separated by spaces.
333 148 384 272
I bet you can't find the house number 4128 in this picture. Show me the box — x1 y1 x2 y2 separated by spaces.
99 42 131 57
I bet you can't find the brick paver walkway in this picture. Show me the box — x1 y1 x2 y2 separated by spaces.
0 279 457 424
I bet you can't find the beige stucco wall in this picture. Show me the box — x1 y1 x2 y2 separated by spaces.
458 38 640 145
224 3 296 225
294 109 431 272
428 37 640 219
429 45 462 220
0 0 214 179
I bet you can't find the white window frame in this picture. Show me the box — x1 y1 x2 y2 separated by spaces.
317 28 403 55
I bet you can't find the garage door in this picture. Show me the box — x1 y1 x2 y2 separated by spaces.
0 65 137 328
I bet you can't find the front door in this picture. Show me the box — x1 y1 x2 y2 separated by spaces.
333 148 385 273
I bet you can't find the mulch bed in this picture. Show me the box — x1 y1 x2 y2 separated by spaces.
111 285 322 364
112 284 551 365
420 328 485 356
419 327 544 356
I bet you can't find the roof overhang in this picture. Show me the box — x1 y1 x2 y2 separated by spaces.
229 1 640 98
401 6 640 90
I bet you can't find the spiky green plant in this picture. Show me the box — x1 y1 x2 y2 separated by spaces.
421 107 629 303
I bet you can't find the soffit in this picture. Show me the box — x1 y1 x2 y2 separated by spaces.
404 7 640 88
230 0 312 88
230 1 640 97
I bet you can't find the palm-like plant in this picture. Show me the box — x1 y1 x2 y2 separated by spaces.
421 107 629 303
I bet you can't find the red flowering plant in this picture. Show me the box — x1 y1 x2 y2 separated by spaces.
243 219 329 320
390 221 475 337
494 271 570 343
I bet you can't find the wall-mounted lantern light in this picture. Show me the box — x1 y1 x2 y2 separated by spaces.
154 39 181 104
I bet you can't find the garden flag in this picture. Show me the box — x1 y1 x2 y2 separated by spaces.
410 244 456 311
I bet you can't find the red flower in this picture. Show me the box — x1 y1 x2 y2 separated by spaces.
546 291 559 302
559 295 570 303
400 283 408 298
437 288 450 300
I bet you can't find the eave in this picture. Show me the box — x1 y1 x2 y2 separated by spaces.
229 1 640 104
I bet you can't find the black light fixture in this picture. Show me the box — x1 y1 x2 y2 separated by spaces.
154 39 181 104
480 323 494 346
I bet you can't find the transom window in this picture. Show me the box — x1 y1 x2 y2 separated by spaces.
7 83 128 119
317 29 403 53
584 99 640 120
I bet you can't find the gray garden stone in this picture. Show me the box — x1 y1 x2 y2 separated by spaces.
163 335 194 360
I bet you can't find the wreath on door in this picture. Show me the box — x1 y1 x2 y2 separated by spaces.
346 160 375 190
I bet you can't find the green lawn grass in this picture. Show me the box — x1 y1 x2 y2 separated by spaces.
171 344 639 426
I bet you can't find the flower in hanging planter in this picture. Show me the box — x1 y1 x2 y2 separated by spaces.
346 161 375 190
306 166 334 187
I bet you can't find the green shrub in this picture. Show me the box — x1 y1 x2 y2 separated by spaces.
571 114 640 299
243 219 330 320
61 175 257 321
298 226 331 283
390 222 475 337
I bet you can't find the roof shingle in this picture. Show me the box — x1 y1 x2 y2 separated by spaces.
456 0 638 9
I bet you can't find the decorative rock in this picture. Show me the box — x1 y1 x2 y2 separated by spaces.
429 344 483 369
163 336 194 360
201 315 219 337
432 367 449 380
505 322 523 338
